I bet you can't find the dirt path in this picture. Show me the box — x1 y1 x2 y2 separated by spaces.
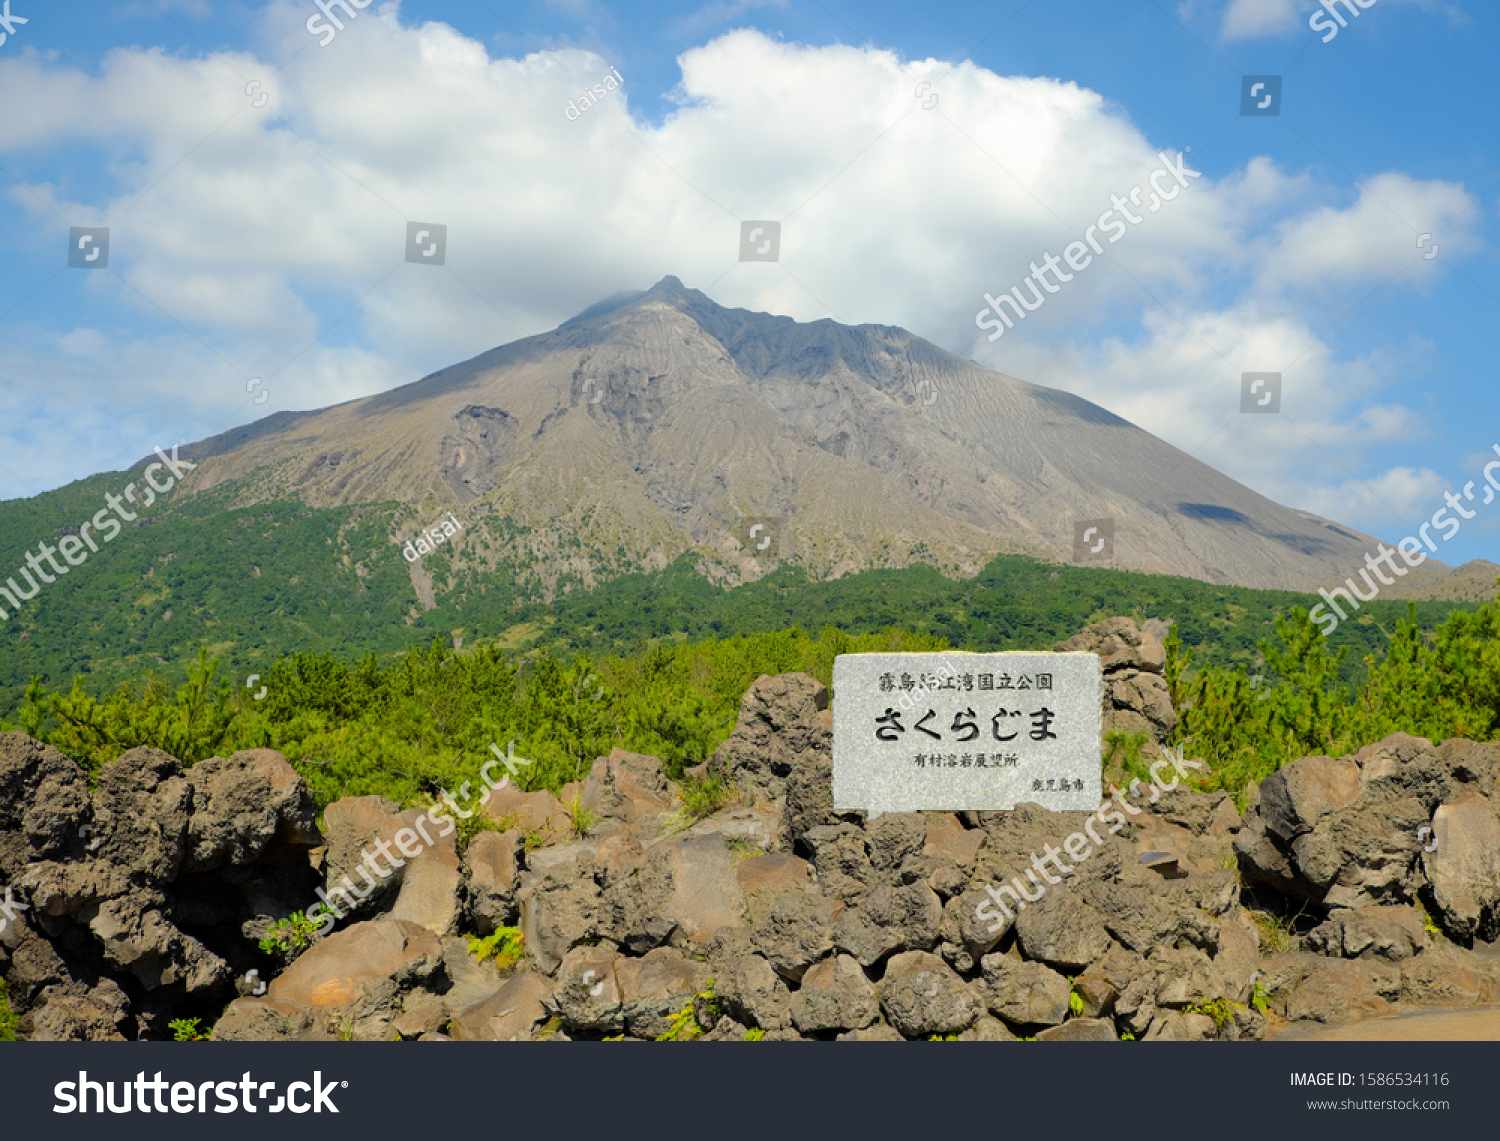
1270 1005 1500 1041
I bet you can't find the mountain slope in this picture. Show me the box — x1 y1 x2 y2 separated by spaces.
134 276 1450 600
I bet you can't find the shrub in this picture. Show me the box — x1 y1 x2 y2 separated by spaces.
258 911 322 956
0 978 16 1042
566 795 598 838
169 1018 209 1042
467 926 524 970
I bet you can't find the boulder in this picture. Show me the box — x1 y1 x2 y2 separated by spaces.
1284 959 1400 1023
552 945 625 1033
1427 797 1500 937
211 998 314 1042
267 918 445 1016
837 1022 905 1042
578 749 675 826
737 852 814 898
387 809 464 936
1260 756 1362 845
465 828 523 933
782 736 837 850
1053 618 1175 743
184 749 320 872
1149 946 1228 1009
0 733 90 875
80 893 228 992
320 796 403 918
391 991 449 1040
1398 944 1490 1007
1307 906 1427 962
803 823 873 906
614 946 711 1039
865 813 927 874
938 887 1012 971
921 814 984 897
878 950 980 1038
979 955 1071 1028
602 832 747 956
25 981 132 1042
1144 1010 1216 1040
790 954 879 1033
1072 973 1117 1019
1235 735 1500 932
708 673 830 810
959 1014 1019 1041
748 885 837 983
834 882 942 967
1055 617 1166 676
92 747 194 885
1013 892 1112 972
481 784 571 840
449 972 554 1041
517 846 602 974
1036 1017 1118 1041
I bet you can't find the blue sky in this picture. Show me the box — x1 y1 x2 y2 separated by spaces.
1 0 1497 566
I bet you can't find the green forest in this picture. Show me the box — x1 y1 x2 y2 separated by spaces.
4 592 1497 816
0 475 1474 695
3 470 1496 816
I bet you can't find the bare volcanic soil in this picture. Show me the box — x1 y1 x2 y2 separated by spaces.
5 619 1500 1042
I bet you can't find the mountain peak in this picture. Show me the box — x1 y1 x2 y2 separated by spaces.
560 275 706 328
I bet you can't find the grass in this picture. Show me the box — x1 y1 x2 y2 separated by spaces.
728 837 767 861
1102 729 1155 790
678 773 735 821
1419 900 1444 938
1185 998 1239 1034
566 795 599 838
660 773 738 837
0 978 15 1041
467 926 525 970
452 808 506 854
1251 980 1271 1017
522 827 549 851
656 979 720 1041
1247 906 1301 954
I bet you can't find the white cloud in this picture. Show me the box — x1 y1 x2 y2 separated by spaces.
1221 0 1302 40
669 0 790 37
1258 172 1478 294
1217 0 1463 41
1295 465 1449 535
0 13 1479 540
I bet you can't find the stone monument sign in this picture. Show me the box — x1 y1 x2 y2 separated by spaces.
833 651 1102 817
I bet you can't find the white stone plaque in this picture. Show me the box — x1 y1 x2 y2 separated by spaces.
833 652 1102 817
